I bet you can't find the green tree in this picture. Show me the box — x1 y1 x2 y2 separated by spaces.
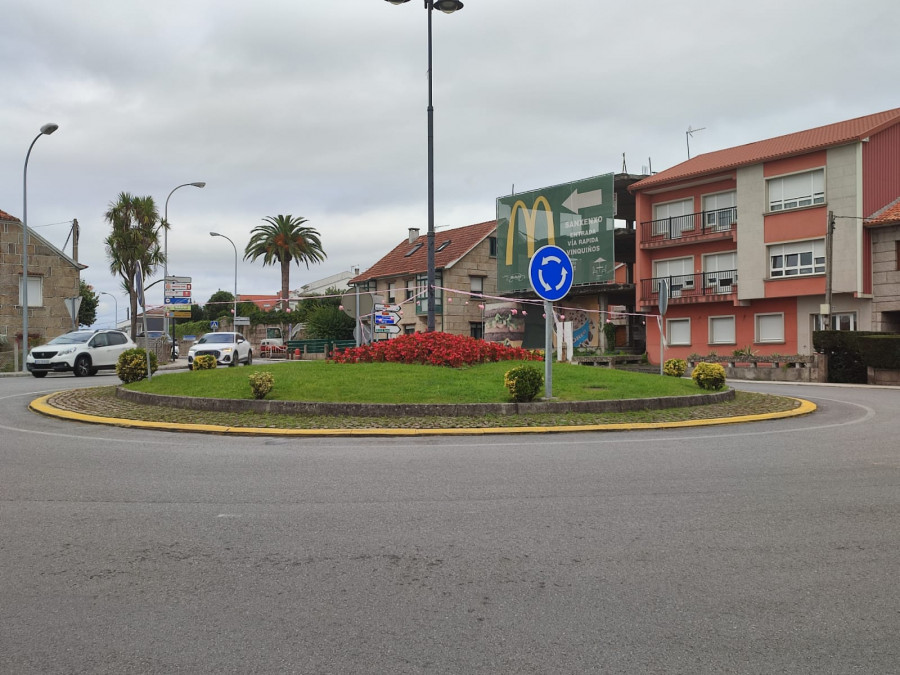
77 280 99 327
204 290 235 321
304 305 355 341
103 192 162 339
243 215 326 311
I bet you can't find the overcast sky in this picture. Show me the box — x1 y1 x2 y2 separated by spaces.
2 0 898 327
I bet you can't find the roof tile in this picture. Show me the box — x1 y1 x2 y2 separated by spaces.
350 220 497 284
631 107 900 192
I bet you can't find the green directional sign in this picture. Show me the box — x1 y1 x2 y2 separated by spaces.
496 173 615 293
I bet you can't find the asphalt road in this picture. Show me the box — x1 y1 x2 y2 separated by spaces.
2 373 899 674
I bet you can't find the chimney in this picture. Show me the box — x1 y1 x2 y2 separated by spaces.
408 227 420 244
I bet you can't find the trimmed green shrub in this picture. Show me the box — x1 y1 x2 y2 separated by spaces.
504 364 543 402
249 371 275 400
116 348 158 383
193 354 217 370
691 362 726 390
859 335 900 369
663 358 687 377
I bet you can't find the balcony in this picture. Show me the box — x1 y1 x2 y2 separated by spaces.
640 206 736 248
640 270 738 307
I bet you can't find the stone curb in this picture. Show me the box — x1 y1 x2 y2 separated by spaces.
115 386 736 417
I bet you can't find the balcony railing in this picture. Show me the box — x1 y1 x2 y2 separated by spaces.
641 269 738 304
641 206 736 245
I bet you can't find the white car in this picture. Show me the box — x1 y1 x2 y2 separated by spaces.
187 332 253 369
26 329 136 378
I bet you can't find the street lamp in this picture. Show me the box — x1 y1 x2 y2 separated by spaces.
99 291 119 329
22 122 59 368
163 182 205 356
386 0 463 331
209 232 238 328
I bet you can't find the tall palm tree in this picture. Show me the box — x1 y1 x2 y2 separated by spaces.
243 215 326 310
104 192 163 339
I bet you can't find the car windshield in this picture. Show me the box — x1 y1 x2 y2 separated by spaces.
48 332 94 345
198 333 236 344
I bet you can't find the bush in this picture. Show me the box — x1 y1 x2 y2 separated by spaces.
193 354 217 370
663 358 687 377
116 348 158 383
249 371 275 400
332 332 542 367
691 362 727 390
504 364 543 402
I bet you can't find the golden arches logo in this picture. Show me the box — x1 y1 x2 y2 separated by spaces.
505 196 556 266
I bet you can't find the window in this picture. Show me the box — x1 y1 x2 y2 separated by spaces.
404 325 416 335
406 279 415 301
812 312 857 331
768 169 825 211
489 237 498 258
470 276 483 297
653 198 695 237
703 191 736 231
709 316 736 345
769 240 825 277
436 240 451 252
108 332 128 346
666 318 691 346
18 275 43 306
756 313 784 343
470 322 484 340
654 257 694 296
703 251 737 290
404 243 423 257
387 282 396 304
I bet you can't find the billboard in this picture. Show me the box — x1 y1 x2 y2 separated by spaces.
496 173 615 293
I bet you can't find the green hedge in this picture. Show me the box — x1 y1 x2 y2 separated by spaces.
813 330 898 383
858 335 900 370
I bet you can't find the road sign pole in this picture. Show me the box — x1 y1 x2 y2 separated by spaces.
544 300 553 399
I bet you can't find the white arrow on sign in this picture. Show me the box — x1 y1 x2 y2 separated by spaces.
374 324 402 335
538 267 568 292
562 188 603 214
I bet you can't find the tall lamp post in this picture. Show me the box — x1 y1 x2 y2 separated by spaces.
209 232 238 328
163 182 205 356
386 0 463 332
99 291 119 329
22 122 59 368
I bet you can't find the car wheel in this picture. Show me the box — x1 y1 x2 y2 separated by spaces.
246 350 252 366
228 357 236 367
73 355 92 377
31 371 47 378
89 368 99 376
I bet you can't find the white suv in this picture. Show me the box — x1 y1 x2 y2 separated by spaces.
26 329 136 378
187 332 253 369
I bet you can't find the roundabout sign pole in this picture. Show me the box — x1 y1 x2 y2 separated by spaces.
528 245 574 399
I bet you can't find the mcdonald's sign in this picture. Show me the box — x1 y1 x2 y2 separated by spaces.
496 174 615 293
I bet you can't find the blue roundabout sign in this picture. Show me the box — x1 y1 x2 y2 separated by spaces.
528 245 574 302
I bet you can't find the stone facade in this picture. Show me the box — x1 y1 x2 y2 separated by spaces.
1 214 85 349
870 223 900 332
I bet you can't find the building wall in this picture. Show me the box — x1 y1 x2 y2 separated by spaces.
1 220 81 345
863 124 900 216
826 144 863 294
736 163 766 299
870 225 900 329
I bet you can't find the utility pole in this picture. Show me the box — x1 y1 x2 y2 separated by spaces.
824 210 835 330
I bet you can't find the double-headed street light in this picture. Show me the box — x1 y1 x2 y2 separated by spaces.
386 0 463 332
163 182 205 357
22 122 59 367
209 232 238 327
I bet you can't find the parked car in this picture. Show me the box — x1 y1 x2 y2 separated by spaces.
187 332 252 369
26 329 136 378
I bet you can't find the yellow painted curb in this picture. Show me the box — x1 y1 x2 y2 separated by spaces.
30 394 817 437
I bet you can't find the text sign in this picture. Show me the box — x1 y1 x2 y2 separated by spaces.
374 303 402 312
374 312 401 325
374 324 402 335
164 297 191 304
497 173 615 293
166 276 191 284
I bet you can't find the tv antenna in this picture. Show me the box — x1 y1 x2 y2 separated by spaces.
686 125 706 159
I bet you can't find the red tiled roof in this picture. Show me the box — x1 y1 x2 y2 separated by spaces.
0 209 21 222
237 294 282 310
630 107 900 192
866 198 900 226
350 220 497 284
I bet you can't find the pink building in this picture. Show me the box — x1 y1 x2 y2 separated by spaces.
630 108 900 363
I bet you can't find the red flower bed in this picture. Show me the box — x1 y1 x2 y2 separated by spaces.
331 332 543 368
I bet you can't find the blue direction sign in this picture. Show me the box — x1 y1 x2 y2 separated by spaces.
164 297 191 304
528 245 574 301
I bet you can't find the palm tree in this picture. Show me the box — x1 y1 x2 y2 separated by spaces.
243 215 326 310
104 192 163 339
